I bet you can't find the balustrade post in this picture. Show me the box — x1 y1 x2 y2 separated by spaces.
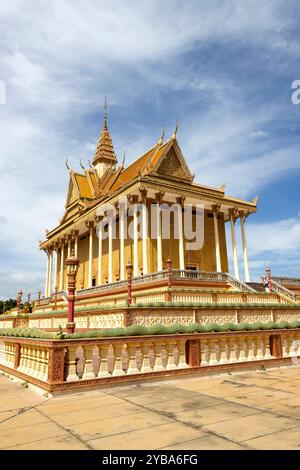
14 343 20 369
82 345 96 379
141 342 152 372
126 343 139 374
66 346 79 382
185 339 201 367
166 340 176 370
269 334 282 358
112 343 125 376
97 344 110 377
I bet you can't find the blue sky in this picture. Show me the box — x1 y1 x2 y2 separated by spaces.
0 0 300 298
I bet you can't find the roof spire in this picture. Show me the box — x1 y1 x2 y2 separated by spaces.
158 128 165 145
171 119 179 140
92 99 117 172
103 96 108 130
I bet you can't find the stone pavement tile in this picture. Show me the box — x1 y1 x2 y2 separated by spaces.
0 409 49 430
49 402 143 427
0 411 16 423
244 426 300 450
130 395 223 412
222 388 294 406
37 393 121 415
256 396 300 417
0 392 45 411
204 412 299 441
69 410 172 441
174 378 257 397
171 402 262 427
0 421 67 449
142 395 230 416
88 422 207 450
163 434 245 450
5 434 89 450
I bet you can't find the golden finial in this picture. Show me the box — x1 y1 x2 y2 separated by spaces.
158 128 165 145
252 195 259 204
103 96 108 129
122 151 126 168
65 158 71 171
171 119 179 140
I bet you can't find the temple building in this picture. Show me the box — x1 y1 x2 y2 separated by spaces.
2 103 300 333
39 106 257 296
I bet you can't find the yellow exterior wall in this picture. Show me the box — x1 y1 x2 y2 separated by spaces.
56 207 229 289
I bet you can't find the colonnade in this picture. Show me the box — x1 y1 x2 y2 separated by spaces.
44 197 250 296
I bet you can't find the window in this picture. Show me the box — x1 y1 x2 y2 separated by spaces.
92 277 96 287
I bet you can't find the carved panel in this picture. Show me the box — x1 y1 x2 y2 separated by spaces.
196 311 236 324
48 347 65 383
89 313 124 329
129 309 194 326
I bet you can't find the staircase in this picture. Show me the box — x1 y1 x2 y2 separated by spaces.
245 282 265 293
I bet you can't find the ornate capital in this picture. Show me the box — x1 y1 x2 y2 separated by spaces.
127 194 139 204
212 203 221 214
239 210 250 221
85 220 94 230
139 188 147 203
155 190 165 204
176 196 185 207
228 207 239 221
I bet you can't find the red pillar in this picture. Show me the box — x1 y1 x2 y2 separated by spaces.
126 262 133 306
65 250 79 334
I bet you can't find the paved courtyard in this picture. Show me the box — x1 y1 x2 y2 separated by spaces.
0 366 300 450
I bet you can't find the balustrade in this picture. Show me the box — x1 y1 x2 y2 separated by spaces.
0 330 299 392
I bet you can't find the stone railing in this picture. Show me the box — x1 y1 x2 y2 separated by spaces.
0 328 299 392
271 279 296 303
272 276 300 287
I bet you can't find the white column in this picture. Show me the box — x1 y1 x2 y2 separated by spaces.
97 219 102 285
133 203 139 277
229 210 240 280
142 202 148 275
88 224 93 288
240 211 250 282
108 216 113 283
156 203 162 272
212 205 222 272
45 251 50 297
59 243 65 290
74 234 78 257
48 250 53 295
67 238 71 257
119 210 125 280
54 246 59 290
177 201 185 270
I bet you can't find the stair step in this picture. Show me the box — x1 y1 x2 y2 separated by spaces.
245 282 265 293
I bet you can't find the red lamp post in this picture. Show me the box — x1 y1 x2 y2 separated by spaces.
126 261 133 306
65 250 79 334
17 289 23 313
